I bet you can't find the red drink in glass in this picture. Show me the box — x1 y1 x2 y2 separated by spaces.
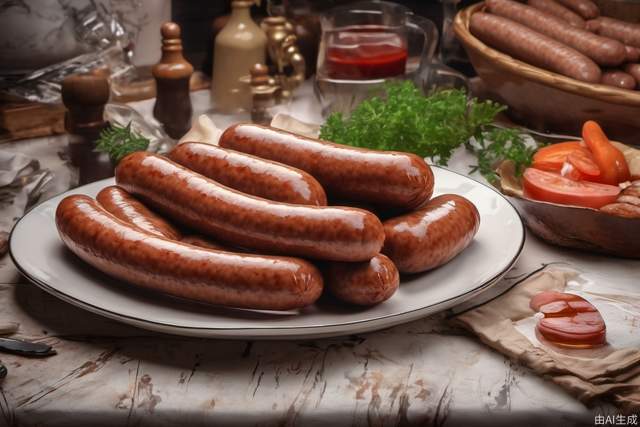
325 26 407 80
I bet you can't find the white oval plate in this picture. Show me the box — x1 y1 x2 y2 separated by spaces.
10 167 524 339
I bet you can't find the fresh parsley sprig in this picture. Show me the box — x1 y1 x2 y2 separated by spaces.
96 121 150 163
468 127 537 184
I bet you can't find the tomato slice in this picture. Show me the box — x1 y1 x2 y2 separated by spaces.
567 149 600 177
523 168 621 209
531 291 606 348
531 141 600 181
532 141 586 173
582 121 630 185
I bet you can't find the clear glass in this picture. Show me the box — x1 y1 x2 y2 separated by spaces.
314 1 468 117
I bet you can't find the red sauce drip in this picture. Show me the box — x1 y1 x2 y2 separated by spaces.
325 27 407 80
530 291 606 348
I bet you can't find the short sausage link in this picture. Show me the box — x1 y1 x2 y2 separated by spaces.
624 64 640 88
382 194 480 274
323 254 399 306
601 70 637 89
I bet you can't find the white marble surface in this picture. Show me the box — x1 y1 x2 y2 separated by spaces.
0 84 636 426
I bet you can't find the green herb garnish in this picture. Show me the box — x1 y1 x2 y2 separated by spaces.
96 121 149 163
468 127 537 184
319 81 540 183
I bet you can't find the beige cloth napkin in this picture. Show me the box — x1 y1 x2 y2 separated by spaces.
454 269 640 412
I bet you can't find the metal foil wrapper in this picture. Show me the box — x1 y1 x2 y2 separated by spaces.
0 1 137 104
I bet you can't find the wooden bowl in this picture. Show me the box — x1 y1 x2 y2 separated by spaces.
510 196 640 258
453 3 640 145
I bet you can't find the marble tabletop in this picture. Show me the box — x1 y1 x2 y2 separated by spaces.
0 84 636 427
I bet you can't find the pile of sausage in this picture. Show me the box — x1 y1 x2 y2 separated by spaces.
55 124 480 311
470 0 640 90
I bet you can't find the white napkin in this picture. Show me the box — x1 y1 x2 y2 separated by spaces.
0 150 52 233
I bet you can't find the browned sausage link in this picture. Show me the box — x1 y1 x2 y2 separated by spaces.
624 64 640 88
554 0 599 19
527 0 586 28
55 195 323 310
115 152 384 262
382 194 480 274
600 202 640 218
218 124 434 211
323 254 399 306
169 142 328 206
625 46 640 63
486 0 624 66
96 185 182 240
601 70 637 89
470 13 601 82
589 17 640 48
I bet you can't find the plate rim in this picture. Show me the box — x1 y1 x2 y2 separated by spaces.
9 166 525 337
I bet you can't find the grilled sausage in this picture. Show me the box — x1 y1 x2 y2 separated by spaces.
601 70 637 89
382 194 480 274
470 12 601 83
169 142 327 206
56 195 323 310
527 0 586 28
554 0 599 19
115 152 384 262
218 124 434 211
625 46 640 63
587 17 640 48
486 0 624 66
624 64 640 88
323 254 399 306
96 186 182 240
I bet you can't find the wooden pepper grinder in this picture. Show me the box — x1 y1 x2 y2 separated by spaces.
153 22 193 139
61 73 112 185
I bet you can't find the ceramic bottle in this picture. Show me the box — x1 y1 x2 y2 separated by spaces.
211 0 267 113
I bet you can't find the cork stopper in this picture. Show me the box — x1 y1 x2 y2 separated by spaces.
62 73 110 134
